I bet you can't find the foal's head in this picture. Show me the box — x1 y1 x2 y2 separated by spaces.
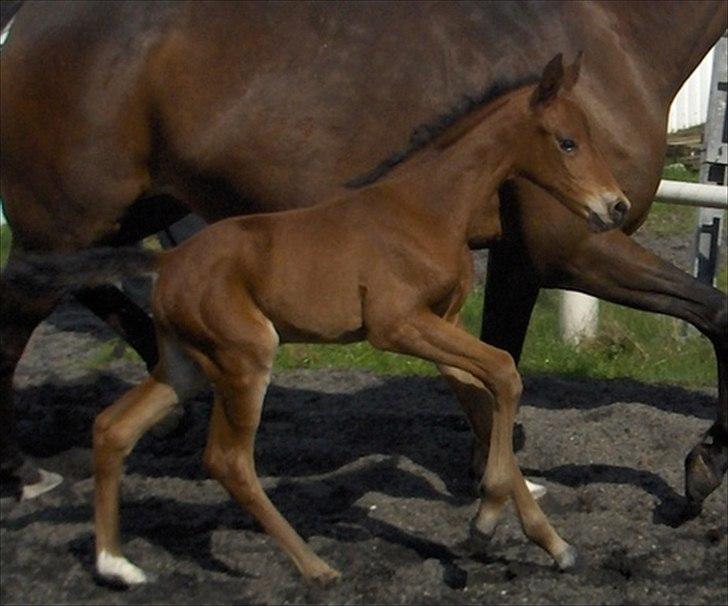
515 53 630 231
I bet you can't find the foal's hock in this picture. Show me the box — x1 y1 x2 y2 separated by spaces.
89 54 629 586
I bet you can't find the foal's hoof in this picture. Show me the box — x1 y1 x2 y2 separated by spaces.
304 563 341 587
468 516 497 550
554 544 578 571
20 468 63 501
96 551 148 587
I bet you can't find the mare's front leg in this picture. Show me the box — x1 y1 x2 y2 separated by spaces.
370 312 575 569
553 228 727 509
1 260 63 500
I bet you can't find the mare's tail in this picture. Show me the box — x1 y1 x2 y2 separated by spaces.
2 246 158 295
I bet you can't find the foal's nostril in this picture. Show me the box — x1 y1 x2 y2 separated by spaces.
611 199 629 223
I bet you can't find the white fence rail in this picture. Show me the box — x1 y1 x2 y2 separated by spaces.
655 180 728 209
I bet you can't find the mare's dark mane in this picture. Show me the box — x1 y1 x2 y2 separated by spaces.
345 76 538 189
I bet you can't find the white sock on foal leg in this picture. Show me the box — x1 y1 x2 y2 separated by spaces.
97 550 147 585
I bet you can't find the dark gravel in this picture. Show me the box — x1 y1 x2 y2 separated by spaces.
1 290 726 605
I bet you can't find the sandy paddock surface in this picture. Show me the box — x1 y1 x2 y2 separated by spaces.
0 297 726 606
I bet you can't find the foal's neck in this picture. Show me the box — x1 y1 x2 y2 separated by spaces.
387 91 526 241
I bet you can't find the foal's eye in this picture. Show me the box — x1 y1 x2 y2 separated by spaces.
559 138 577 153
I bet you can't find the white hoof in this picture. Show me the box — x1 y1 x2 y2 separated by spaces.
97 550 147 586
20 469 63 500
525 479 547 500
554 543 578 570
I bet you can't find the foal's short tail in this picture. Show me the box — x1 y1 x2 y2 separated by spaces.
3 246 158 295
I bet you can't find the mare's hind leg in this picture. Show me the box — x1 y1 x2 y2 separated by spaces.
202 335 340 585
0 263 63 499
372 311 573 568
93 338 205 585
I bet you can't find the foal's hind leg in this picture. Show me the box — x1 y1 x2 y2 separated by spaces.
93 339 204 585
202 341 340 585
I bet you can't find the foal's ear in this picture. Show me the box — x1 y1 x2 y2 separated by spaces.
562 51 583 91
530 53 564 110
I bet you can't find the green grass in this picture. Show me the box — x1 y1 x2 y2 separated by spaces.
519 290 717 388
639 201 696 237
75 339 143 371
0 224 10 268
661 163 699 183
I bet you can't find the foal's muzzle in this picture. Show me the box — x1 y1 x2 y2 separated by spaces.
587 197 630 232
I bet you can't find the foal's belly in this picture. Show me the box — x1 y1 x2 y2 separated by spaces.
251 263 366 345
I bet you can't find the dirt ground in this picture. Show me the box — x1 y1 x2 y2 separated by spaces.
1 288 726 605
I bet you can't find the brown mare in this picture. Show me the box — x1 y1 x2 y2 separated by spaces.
1 2 726 509
32 54 623 585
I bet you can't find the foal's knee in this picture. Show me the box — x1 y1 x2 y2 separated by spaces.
93 416 131 471
488 351 522 404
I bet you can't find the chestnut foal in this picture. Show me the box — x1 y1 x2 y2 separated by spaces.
92 54 629 585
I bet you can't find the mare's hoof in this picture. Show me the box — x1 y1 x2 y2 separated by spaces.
554 544 578 571
96 551 148 587
1 460 62 501
20 468 63 500
685 441 727 506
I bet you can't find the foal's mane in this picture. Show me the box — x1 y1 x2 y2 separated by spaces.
345 76 537 189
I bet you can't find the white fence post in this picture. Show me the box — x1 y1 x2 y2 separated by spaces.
559 291 599 345
693 33 727 288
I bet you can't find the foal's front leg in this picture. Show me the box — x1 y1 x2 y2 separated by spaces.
371 311 574 568
436 314 546 499
437 363 547 500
